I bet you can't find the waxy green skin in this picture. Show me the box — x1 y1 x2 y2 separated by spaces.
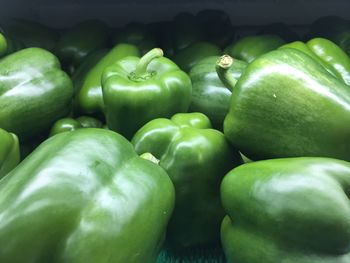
77 43 140 115
0 128 175 263
221 157 350 263
225 35 285 63
49 118 81 136
0 128 20 179
50 116 103 136
71 49 108 115
102 49 192 139
0 32 7 57
280 38 350 86
223 48 350 161
173 41 221 72
76 116 103 128
132 113 242 251
0 48 73 140
55 20 109 71
189 56 247 128
6 19 58 51
72 49 108 92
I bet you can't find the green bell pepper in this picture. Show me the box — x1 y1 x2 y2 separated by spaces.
113 22 157 55
71 48 109 114
0 128 20 178
76 116 103 128
221 157 350 263
50 116 103 136
173 41 221 72
0 48 73 140
218 49 350 161
280 38 350 86
71 49 109 92
132 112 242 253
77 43 140 115
102 48 192 139
55 20 109 72
189 56 247 128
6 19 58 51
49 118 82 136
0 32 7 57
224 34 285 63
0 128 175 263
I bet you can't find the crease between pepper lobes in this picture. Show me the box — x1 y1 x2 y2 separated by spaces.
0 128 175 263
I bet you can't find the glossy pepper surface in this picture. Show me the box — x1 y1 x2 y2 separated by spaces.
221 157 350 263
76 116 103 128
0 128 175 263
71 49 108 93
71 49 108 115
49 118 82 136
280 38 350 86
132 112 242 251
77 43 140 115
0 32 7 57
220 49 350 161
224 34 285 63
0 48 73 140
102 48 192 139
190 56 247 128
0 128 20 179
50 116 103 136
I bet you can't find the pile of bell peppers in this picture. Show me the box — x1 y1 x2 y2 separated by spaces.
0 10 350 263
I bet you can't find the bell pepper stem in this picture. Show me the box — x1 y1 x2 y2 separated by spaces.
134 48 164 76
216 54 238 90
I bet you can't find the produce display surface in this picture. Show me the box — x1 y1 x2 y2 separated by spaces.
0 8 350 263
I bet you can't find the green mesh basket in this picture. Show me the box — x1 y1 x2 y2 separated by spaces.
156 247 226 263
